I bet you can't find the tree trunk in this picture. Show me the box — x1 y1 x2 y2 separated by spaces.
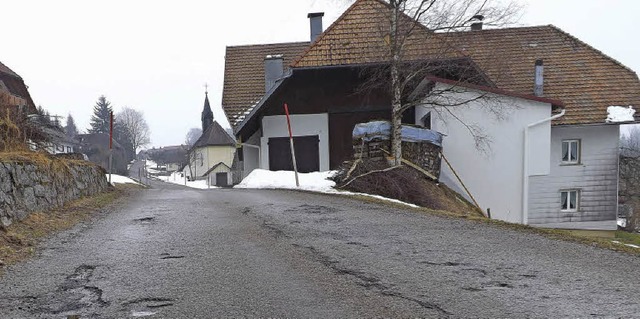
390 1 403 166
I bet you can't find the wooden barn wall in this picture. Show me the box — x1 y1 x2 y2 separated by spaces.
259 68 395 169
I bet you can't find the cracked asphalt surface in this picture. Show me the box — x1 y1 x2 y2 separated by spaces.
1 177 639 318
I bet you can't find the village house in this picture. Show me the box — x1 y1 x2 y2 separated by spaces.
184 91 236 187
221 0 640 230
1 60 78 155
0 61 37 116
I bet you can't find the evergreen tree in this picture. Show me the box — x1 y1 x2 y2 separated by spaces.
65 114 79 138
88 95 113 134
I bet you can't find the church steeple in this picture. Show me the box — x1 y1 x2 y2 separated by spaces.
201 86 213 132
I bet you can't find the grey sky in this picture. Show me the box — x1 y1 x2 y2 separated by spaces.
2 0 638 147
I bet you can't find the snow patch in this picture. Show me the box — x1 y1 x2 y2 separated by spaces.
157 171 218 189
612 240 640 249
606 106 636 123
235 169 336 192
106 174 141 186
234 169 419 208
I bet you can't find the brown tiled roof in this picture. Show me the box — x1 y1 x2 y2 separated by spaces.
443 26 640 125
222 42 309 127
291 0 463 68
193 120 236 148
223 0 639 127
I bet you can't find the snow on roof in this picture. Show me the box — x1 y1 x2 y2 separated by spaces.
606 106 636 123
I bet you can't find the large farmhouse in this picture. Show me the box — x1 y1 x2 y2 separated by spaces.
221 0 640 230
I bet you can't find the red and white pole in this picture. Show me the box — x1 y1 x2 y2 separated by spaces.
284 103 299 187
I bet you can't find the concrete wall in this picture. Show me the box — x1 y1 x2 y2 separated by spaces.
416 83 552 223
241 130 261 179
0 160 109 227
528 125 619 229
260 113 330 171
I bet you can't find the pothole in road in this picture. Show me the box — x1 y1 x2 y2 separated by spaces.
160 255 185 260
133 217 155 223
124 297 175 313
463 282 514 292
286 204 338 215
417 261 466 267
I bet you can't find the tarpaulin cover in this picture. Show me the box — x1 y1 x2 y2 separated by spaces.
352 121 443 146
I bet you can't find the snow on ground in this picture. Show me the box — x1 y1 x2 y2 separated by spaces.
156 171 218 190
145 160 158 168
235 169 336 192
612 240 640 249
106 174 142 186
606 106 636 123
234 169 419 208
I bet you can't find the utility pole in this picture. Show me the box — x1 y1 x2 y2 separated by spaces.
108 111 113 184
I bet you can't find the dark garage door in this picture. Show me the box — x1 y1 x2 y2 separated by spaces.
268 135 320 173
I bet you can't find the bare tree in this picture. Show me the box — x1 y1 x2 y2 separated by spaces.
185 127 202 147
620 126 640 231
115 107 151 155
184 127 203 179
351 0 523 164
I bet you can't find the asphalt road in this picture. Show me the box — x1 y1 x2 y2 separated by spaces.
0 178 639 318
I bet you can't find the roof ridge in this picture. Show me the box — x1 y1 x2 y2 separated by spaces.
452 24 552 33
290 0 368 67
0 61 21 78
291 0 467 68
548 24 639 79
226 41 310 49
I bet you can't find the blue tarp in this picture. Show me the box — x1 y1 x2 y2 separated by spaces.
352 121 443 147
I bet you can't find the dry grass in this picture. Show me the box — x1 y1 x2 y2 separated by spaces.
0 186 130 274
334 160 483 217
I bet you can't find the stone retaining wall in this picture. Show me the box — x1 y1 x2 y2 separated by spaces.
0 160 109 227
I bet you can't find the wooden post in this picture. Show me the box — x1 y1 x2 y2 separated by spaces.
284 103 299 187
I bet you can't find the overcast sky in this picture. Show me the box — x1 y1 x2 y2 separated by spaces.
2 0 638 147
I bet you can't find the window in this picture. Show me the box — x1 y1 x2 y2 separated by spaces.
66 146 72 153
560 190 579 212
421 112 432 130
561 139 580 164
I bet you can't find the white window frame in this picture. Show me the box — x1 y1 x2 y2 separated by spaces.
560 189 579 212
561 139 580 164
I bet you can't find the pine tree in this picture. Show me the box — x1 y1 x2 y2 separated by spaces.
88 95 113 134
65 114 79 138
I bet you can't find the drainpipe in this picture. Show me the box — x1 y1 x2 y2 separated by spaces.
522 109 565 224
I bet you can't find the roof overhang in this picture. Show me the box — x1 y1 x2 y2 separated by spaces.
425 76 565 108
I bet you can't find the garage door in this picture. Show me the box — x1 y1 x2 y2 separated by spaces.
268 135 320 173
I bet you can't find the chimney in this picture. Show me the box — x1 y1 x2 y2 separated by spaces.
470 15 484 31
534 59 544 97
265 55 284 92
308 12 324 43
